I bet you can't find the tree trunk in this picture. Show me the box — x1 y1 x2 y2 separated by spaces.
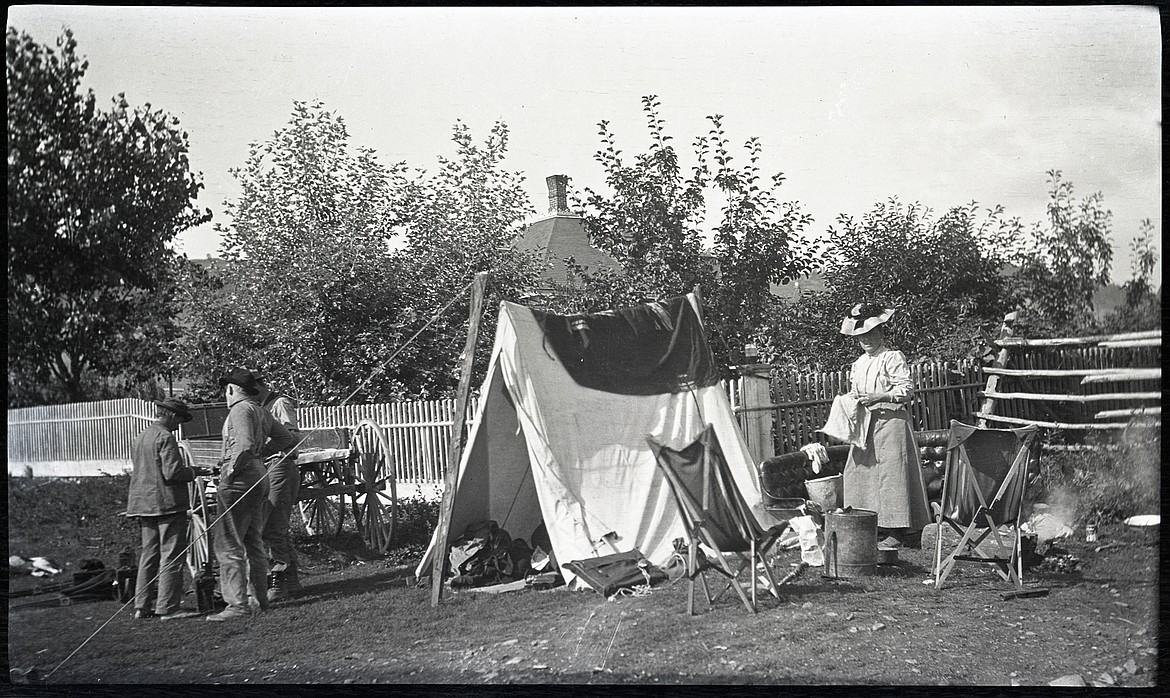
52 352 88 404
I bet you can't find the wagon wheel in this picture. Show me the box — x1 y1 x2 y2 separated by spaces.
351 420 397 554
180 443 214 578
297 460 347 537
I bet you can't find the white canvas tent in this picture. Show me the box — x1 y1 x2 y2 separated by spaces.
416 294 771 589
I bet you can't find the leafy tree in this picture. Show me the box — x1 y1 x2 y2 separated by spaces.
1100 219 1160 333
762 199 1018 370
556 96 816 368
763 170 1124 369
179 105 539 403
7 27 211 406
390 120 541 398
177 100 407 404
1003 170 1114 336
166 257 241 403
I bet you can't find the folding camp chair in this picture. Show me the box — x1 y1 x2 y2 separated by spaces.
646 425 787 614
933 420 1039 590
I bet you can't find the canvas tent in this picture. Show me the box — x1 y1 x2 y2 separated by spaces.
416 293 771 590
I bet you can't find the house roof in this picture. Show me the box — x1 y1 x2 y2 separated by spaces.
517 214 620 286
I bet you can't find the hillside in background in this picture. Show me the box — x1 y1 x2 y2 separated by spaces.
773 268 1149 320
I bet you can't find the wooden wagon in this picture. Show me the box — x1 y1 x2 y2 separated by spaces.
177 413 397 578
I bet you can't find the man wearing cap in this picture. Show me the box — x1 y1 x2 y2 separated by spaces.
209 368 295 621
251 369 303 602
126 397 205 619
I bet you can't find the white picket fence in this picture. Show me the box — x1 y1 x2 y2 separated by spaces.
8 381 759 479
299 399 478 485
6 399 157 477
7 396 488 481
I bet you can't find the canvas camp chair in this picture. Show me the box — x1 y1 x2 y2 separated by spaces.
646 424 787 614
933 420 1039 590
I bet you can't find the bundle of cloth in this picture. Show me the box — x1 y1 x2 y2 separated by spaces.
8 555 62 577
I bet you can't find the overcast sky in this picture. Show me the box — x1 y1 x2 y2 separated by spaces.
7 5 1162 283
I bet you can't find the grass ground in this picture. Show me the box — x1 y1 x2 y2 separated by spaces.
6 476 1161 687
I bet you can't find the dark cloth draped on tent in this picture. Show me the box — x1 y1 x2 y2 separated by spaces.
529 295 719 395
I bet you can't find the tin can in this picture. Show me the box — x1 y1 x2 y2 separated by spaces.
195 571 217 613
115 567 136 603
1085 524 1098 543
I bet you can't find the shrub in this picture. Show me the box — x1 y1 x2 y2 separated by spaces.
394 487 442 549
1027 419 1160 526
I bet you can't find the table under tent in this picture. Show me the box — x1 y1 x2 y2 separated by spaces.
416 293 772 592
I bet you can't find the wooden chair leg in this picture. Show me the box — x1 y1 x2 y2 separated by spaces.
934 519 946 589
718 553 756 613
757 538 784 601
688 543 697 616
750 541 757 611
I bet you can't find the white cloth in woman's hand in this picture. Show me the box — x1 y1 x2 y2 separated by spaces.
817 394 871 449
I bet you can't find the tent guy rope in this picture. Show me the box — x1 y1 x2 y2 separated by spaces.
43 276 480 681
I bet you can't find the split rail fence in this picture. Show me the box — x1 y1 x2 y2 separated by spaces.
973 318 1160 443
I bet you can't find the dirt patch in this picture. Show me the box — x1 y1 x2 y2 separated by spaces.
8 520 1158 686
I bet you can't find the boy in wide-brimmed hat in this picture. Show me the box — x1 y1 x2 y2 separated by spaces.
126 397 205 619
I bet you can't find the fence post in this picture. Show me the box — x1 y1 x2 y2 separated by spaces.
977 311 1018 427
737 364 774 465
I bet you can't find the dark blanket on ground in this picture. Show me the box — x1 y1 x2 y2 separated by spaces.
529 295 718 395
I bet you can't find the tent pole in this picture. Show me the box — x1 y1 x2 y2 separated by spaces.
431 271 490 607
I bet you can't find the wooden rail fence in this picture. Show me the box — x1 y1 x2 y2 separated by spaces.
728 360 986 457
974 323 1161 436
9 365 982 478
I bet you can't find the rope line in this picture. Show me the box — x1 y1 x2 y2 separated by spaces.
43 277 479 681
599 613 623 671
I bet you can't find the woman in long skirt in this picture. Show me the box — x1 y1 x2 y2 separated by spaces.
839 304 931 548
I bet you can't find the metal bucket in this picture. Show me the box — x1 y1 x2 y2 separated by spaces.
824 508 878 578
805 474 843 512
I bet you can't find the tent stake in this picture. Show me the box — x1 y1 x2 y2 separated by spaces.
431 271 489 607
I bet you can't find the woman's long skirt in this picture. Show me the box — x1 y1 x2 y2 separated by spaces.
843 408 931 531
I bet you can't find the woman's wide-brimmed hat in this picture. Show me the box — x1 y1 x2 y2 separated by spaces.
154 397 194 423
840 303 895 336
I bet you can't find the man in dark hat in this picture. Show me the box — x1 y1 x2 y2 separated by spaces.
207 368 295 621
249 369 304 602
126 397 205 619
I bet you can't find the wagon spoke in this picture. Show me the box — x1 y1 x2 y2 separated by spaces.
181 444 213 578
352 420 398 554
298 463 346 537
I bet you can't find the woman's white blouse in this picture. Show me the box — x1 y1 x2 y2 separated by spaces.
850 348 914 407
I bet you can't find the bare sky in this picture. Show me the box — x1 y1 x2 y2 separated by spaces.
7 5 1162 283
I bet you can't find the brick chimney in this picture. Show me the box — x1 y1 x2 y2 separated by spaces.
546 174 570 215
